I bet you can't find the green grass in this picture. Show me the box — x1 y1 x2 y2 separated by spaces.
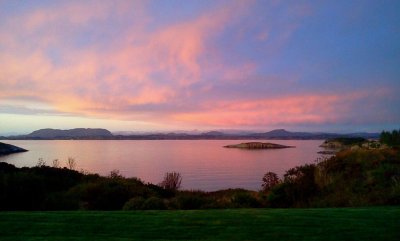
0 207 399 241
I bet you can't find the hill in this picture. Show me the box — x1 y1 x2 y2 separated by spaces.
3 128 379 140
19 128 113 139
112 129 379 140
249 129 379 139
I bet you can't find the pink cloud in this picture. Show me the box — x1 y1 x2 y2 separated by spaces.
170 92 382 127
1 1 392 130
0 1 256 119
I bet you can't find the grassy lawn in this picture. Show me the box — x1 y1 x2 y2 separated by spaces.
0 207 399 241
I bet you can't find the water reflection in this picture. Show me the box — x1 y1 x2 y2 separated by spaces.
0 140 325 191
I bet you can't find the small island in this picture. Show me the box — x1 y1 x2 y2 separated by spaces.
0 142 28 155
224 142 294 149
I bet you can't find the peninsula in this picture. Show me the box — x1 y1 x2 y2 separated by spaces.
0 142 28 155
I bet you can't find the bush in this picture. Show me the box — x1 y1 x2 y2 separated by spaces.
0 164 85 210
261 172 280 192
267 149 400 207
268 164 319 208
174 194 209 210
0 162 17 172
146 183 175 198
142 197 166 210
267 182 295 208
231 192 261 208
77 180 133 210
123 197 146 210
0 172 46 210
330 137 366 146
159 172 182 191
44 192 80 210
389 176 400 204
380 129 400 147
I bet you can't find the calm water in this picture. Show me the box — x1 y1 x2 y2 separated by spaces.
0 140 326 191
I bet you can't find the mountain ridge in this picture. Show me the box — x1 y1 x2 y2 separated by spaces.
9 128 113 139
1 128 380 140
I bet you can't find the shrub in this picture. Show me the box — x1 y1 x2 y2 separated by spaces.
36 158 46 167
109 169 123 179
268 149 400 207
0 162 17 172
231 192 261 208
146 183 175 198
78 180 133 210
0 172 46 210
0 164 85 210
330 137 366 146
67 157 76 170
123 197 146 210
261 172 280 192
267 183 294 208
175 194 209 209
44 192 80 210
268 164 319 208
142 197 166 210
159 172 182 191
52 159 60 168
380 129 400 147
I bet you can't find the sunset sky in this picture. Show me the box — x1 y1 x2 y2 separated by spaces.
1 0 399 134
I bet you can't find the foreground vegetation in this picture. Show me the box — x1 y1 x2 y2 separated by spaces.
0 161 265 210
1 147 400 210
266 148 400 207
0 207 398 240
380 129 400 147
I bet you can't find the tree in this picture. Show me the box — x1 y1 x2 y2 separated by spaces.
380 131 390 145
159 172 182 191
261 172 280 192
109 169 123 179
52 159 60 168
380 129 400 146
36 158 46 167
67 157 76 170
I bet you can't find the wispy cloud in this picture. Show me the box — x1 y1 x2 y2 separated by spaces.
171 90 392 127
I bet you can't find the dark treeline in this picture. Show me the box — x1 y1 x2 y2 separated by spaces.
327 137 367 145
1 146 399 210
265 148 400 207
0 163 262 211
380 129 400 147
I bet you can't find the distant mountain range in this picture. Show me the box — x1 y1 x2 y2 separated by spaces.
0 128 380 140
2 128 113 140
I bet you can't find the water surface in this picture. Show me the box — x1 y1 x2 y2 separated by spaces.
0 140 325 191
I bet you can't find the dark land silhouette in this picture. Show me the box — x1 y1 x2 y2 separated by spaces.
1 128 380 140
0 142 27 155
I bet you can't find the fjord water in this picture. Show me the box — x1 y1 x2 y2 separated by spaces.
0 140 325 191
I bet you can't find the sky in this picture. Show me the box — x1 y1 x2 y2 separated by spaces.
0 0 399 134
